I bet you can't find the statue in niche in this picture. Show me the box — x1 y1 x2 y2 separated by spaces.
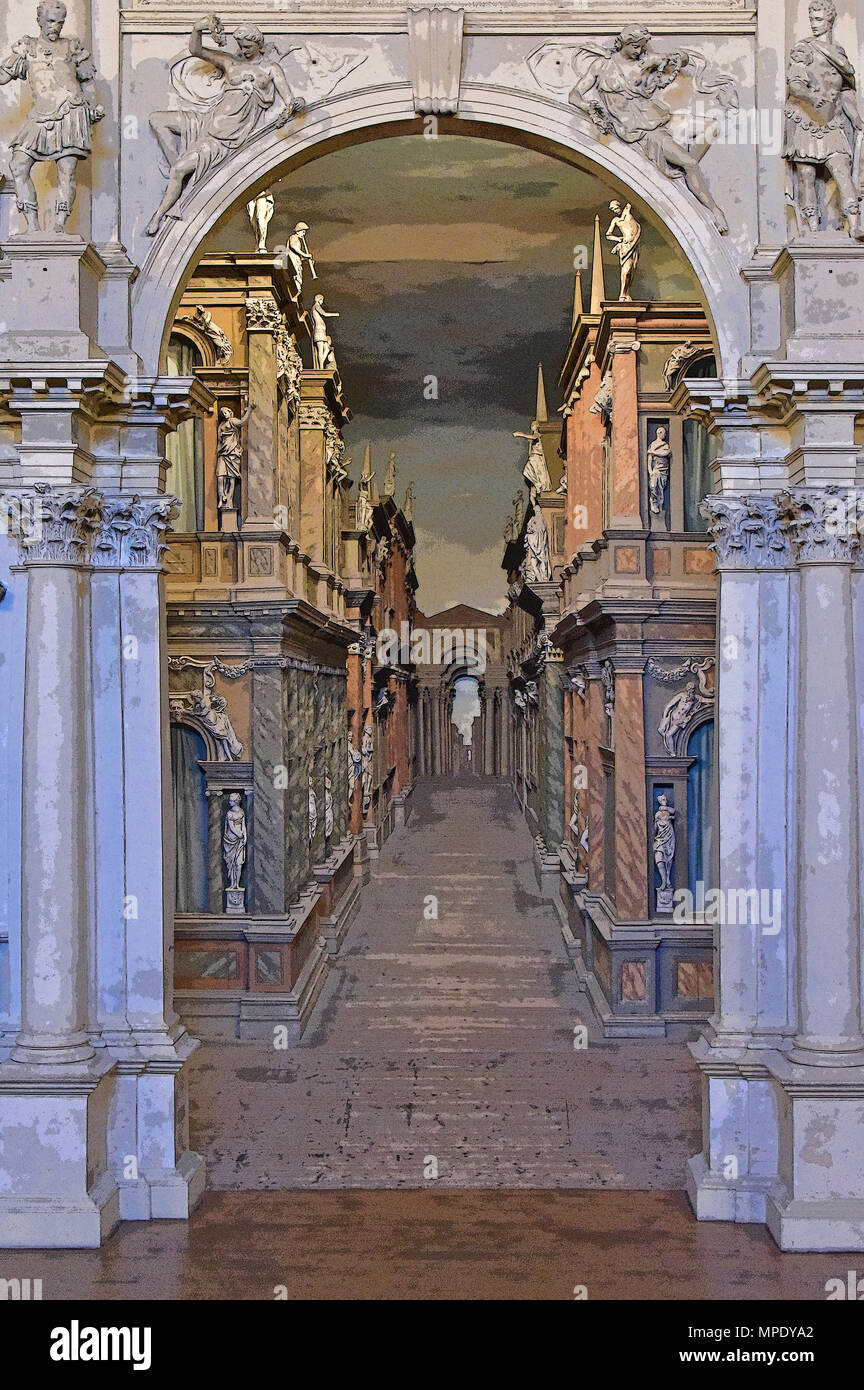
146 16 305 237
361 723 374 816
222 793 247 889
605 200 642 301
528 27 738 234
311 294 339 371
658 680 701 754
286 221 317 297
308 774 318 843
247 189 274 252
783 0 864 239
514 427 552 502
522 508 552 583
356 472 374 536
647 425 672 516
216 403 255 513
193 691 243 761
324 773 334 840
0 0 105 234
653 793 676 912
348 737 362 802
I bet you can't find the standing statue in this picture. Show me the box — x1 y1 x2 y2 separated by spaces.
146 16 305 237
514 427 552 501
403 481 415 522
324 419 348 484
246 189 274 251
310 293 339 371
784 0 864 239
222 793 247 889
529 27 738 234
522 508 552 583
348 738 362 802
356 467 374 536
384 450 397 497
0 1 105 234
647 425 672 516
606 200 642 301
324 773 334 840
216 403 255 512
286 221 316 296
653 793 676 912
308 774 318 843
193 691 243 761
361 723 374 816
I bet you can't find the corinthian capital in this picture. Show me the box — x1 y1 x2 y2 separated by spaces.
93 494 182 569
776 487 861 565
2 484 105 564
700 493 790 570
245 297 281 333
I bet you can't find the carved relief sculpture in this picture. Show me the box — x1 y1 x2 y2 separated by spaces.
247 189 274 251
647 425 672 515
653 793 676 913
146 16 306 237
784 0 864 239
606 200 641 300
275 317 303 411
0 0 105 233
216 403 255 513
649 655 715 753
325 419 349 484
529 27 738 233
324 773 334 840
197 692 243 761
179 305 234 363
308 774 318 843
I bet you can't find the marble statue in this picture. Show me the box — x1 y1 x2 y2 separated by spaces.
324 773 334 840
784 0 864 239
180 305 234 363
247 189 274 252
653 793 676 912
356 468 374 536
522 508 552 583
311 294 339 371
361 723 374 815
348 738 362 801
325 419 348 484
658 681 701 754
606 200 641 301
286 221 317 297
385 450 397 497
514 428 552 501
216 403 255 512
0 1 105 234
275 318 303 410
194 691 243 761
647 425 672 516
308 774 318 843
529 27 738 233
222 793 246 889
403 482 415 522
146 16 305 237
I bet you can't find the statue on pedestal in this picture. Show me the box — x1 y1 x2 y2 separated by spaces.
247 189 274 252
0 1 105 233
522 508 552 583
222 792 247 902
514 427 552 502
784 0 864 239
605 200 641 301
653 793 676 912
286 221 316 296
216 403 255 513
311 293 339 371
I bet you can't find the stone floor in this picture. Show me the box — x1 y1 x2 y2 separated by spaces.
188 777 701 1190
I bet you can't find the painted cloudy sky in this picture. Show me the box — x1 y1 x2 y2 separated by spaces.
209 135 697 614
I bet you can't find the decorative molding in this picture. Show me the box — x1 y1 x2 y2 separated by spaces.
408 6 465 116
700 494 790 570
245 297 282 333
177 305 233 363
777 487 861 566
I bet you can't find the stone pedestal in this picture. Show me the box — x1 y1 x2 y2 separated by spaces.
0 238 104 360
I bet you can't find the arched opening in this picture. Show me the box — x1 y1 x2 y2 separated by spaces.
165 334 206 533
171 722 209 914
450 675 482 774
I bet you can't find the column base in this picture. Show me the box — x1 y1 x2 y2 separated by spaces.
0 1055 120 1249
766 1193 864 1252
686 1153 771 1224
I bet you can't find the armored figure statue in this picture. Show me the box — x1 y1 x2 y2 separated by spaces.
0 1 105 233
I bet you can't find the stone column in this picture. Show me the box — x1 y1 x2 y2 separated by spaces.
0 486 119 1246
243 296 281 529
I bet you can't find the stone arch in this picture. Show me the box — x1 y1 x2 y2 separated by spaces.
131 85 747 377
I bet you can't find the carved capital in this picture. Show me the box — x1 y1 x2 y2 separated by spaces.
700 493 791 570
299 401 332 430
93 494 182 569
245 297 281 333
2 484 105 564
777 486 861 565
